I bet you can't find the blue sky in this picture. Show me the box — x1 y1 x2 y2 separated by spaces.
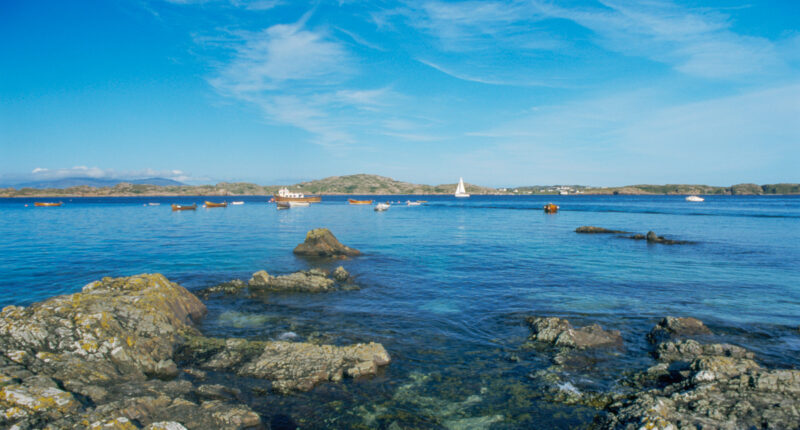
1 0 798 186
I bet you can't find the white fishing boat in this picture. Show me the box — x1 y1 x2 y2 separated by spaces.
374 203 390 211
454 177 470 198
686 196 704 202
231 201 244 205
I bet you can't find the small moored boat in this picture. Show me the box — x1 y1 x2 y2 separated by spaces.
273 188 321 203
204 201 227 208
231 201 244 205
276 201 290 210
288 201 309 208
34 202 62 207
374 203 390 212
685 196 704 202
348 199 374 205
543 203 559 213
148 203 160 206
407 201 422 206
171 204 197 211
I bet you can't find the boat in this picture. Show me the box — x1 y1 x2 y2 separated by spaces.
204 201 227 208
407 200 422 206
288 201 309 208
454 177 470 198
231 201 244 205
171 204 197 211
34 202 62 207
374 203 390 211
686 196 704 202
273 187 321 203
276 201 290 210
348 199 374 205
148 203 160 206
543 203 559 213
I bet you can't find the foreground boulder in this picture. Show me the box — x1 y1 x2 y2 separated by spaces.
647 316 712 344
293 228 361 257
575 226 629 234
181 335 391 394
527 317 623 349
0 274 262 429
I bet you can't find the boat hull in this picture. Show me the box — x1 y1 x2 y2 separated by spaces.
348 199 373 205
274 195 321 203
204 201 228 208
34 202 62 207
172 204 197 211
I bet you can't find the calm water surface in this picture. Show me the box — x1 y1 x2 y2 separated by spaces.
1 195 799 428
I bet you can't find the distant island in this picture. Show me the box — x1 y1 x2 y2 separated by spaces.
1 174 798 197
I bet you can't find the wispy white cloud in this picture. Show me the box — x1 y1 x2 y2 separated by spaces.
532 0 784 79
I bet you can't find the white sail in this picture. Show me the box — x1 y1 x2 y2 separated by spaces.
454 177 470 197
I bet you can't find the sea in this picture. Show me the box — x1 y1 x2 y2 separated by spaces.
1 195 798 428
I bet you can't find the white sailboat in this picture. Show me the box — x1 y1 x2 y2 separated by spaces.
454 177 470 198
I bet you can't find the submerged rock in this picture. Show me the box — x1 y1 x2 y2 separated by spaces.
527 317 623 349
653 339 754 363
575 226 629 234
293 228 361 257
197 280 247 299
647 316 712 344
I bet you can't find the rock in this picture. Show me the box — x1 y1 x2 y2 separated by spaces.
626 230 691 245
197 280 247 299
527 317 623 349
185 335 391 394
248 269 336 293
654 339 754 363
292 228 360 257
575 226 629 234
196 384 242 402
647 316 712 344
145 423 189 430
593 342 800 430
332 266 350 282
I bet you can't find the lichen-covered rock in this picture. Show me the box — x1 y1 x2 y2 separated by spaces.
647 316 712 344
293 228 361 257
197 280 247 299
332 266 350 282
575 226 629 234
527 317 623 349
593 342 800 430
184 335 390 394
0 274 206 393
248 269 336 293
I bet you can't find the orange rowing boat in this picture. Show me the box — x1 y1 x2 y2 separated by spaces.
172 204 197 211
204 201 227 208
348 199 373 205
34 202 62 207
543 203 559 213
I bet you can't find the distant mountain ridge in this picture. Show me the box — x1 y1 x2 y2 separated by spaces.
0 174 798 197
12 177 184 189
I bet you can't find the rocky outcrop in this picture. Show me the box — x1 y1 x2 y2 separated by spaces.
647 316 712 344
293 228 361 257
0 274 262 429
593 342 800 429
527 317 623 349
0 273 390 429
653 339 754 363
181 335 391 394
575 226 629 234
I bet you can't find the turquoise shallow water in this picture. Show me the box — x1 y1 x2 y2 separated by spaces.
1 195 799 428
